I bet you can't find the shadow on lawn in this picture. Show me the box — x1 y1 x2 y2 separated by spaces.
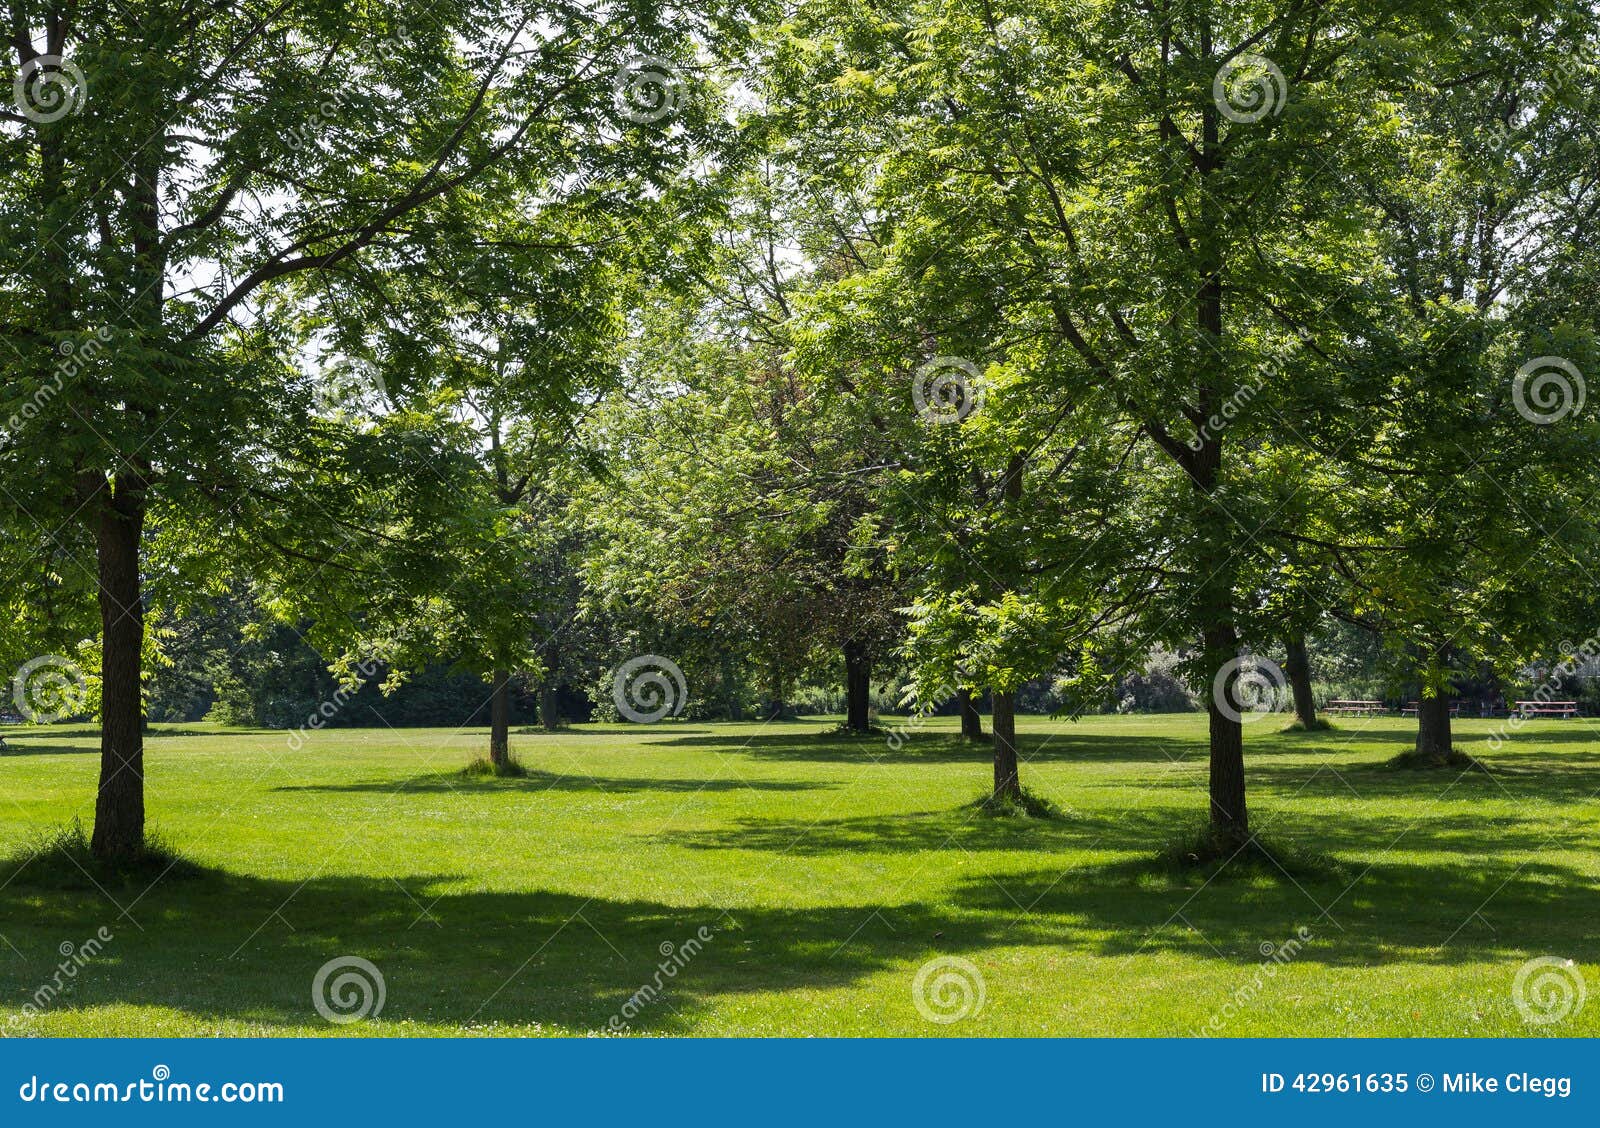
946 856 1599 967
0 724 291 756
1142 750 1600 808
651 721 1593 766
269 734 1600 864
0 741 101 757
661 794 1598 860
272 769 833 796
655 730 1205 765
1 848 1592 1034
0 869 952 1034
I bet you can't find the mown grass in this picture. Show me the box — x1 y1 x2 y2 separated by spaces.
0 712 1596 1037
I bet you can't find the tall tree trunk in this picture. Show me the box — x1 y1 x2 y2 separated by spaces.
1283 633 1318 728
991 690 1020 800
958 687 984 741
720 651 743 721
488 668 511 768
1204 626 1248 846
766 663 786 721
91 487 146 862
989 452 1025 798
90 150 161 863
539 679 560 732
843 640 871 732
1192 35 1246 848
1415 692 1454 763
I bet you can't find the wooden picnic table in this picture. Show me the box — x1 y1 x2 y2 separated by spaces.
1325 699 1386 715
1514 700 1580 718
1402 700 1460 717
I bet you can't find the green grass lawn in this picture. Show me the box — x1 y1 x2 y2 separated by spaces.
1 712 1596 1037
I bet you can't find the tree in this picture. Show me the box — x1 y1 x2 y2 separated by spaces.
367 206 624 769
767 0 1514 842
582 310 904 728
1293 3 1600 763
1 1 720 858
581 164 910 732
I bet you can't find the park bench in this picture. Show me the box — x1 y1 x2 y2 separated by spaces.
1514 700 1580 718
1401 700 1460 717
1325 699 1386 715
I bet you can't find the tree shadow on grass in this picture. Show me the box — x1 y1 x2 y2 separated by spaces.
0 867 953 1034
1143 752 1600 808
1283 721 1600 751
654 731 1205 766
270 769 834 796
946 856 1599 969
148 727 282 738
653 723 1540 766
0 741 101 757
661 784 1600 862
547 725 723 738
0 847 1592 1035
664 805 1143 856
